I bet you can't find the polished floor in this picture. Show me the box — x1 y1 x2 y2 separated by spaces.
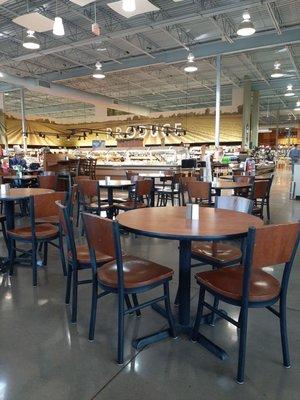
0 171 300 400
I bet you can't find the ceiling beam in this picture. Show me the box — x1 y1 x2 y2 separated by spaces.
34 27 300 83
266 2 283 35
285 45 300 78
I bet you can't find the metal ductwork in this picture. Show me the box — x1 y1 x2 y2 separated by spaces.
0 71 150 116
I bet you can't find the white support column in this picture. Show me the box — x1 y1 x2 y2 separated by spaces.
251 90 259 148
0 93 8 149
242 76 252 149
20 89 27 153
214 54 221 148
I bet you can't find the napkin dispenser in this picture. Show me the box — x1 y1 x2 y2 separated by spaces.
186 203 199 220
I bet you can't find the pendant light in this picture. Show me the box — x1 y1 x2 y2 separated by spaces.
92 62 105 79
23 30 40 50
122 0 136 12
271 61 284 78
53 0 65 36
237 10 256 36
284 84 295 97
294 100 300 111
184 53 198 73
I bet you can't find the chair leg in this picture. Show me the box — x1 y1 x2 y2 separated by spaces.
191 286 205 339
117 293 125 364
209 296 220 326
174 287 179 306
89 276 98 340
164 281 177 338
43 241 48 265
279 296 290 368
266 199 271 221
58 229 67 276
71 268 78 323
237 307 249 384
1 220 8 250
131 293 141 317
65 263 72 304
8 238 15 276
76 199 80 227
32 243 38 287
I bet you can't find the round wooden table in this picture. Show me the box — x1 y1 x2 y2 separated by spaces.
117 206 264 326
211 180 252 196
139 173 173 206
0 188 54 230
98 180 134 218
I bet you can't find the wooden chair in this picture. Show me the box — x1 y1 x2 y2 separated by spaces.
156 173 181 206
179 176 197 206
192 222 300 383
82 212 176 363
233 175 254 198
7 192 67 286
77 179 111 227
251 180 270 219
56 201 115 323
114 179 152 212
38 174 57 190
187 181 212 206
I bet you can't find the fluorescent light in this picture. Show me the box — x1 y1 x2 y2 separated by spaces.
53 17 65 36
284 84 295 97
237 10 256 36
271 61 284 78
23 30 40 50
122 0 136 12
184 52 198 73
92 62 105 79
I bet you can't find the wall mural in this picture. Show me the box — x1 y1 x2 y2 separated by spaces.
4 109 243 147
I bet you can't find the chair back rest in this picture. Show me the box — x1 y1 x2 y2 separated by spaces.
233 175 254 185
215 196 253 214
34 191 67 219
82 213 116 259
179 176 197 191
187 181 211 204
247 223 300 270
74 175 90 184
38 175 57 190
135 179 153 197
251 180 270 200
126 170 139 181
78 179 97 198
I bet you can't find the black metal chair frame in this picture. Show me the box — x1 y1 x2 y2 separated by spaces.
156 174 181 207
8 196 65 286
191 225 300 384
83 214 177 364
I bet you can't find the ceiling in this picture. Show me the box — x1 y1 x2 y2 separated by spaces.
0 0 299 124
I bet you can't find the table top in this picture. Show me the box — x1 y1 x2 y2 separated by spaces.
139 173 173 179
212 180 251 190
117 206 264 240
3 175 38 180
0 188 53 201
220 174 272 181
98 179 133 188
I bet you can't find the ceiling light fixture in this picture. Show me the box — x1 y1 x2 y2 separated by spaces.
23 30 40 50
92 62 105 79
53 1 65 36
184 53 198 73
271 61 284 78
53 17 65 36
122 0 136 12
294 100 300 111
284 84 295 97
237 10 256 36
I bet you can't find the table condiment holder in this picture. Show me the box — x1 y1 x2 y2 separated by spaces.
186 203 199 220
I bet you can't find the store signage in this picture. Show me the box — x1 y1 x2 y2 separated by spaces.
106 123 183 139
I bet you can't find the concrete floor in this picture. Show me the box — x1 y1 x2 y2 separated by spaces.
0 170 300 400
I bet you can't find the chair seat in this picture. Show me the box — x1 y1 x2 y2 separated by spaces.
68 244 113 265
156 188 179 194
114 201 147 211
0 214 6 222
8 224 59 240
89 202 111 210
113 197 129 203
195 266 280 302
98 255 173 289
36 215 59 225
191 241 242 265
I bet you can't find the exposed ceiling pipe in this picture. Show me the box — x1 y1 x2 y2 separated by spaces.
0 71 150 116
